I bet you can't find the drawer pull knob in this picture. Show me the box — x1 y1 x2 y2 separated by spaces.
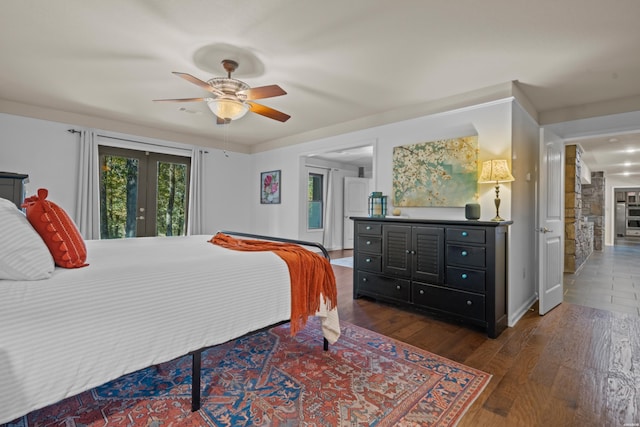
419 289 424 295
365 258 371 263
466 300 472 306
461 250 468 256
462 231 468 237
461 273 468 279
406 249 411 254
366 241 371 245
362 277 368 282
366 226 372 230
396 285 401 290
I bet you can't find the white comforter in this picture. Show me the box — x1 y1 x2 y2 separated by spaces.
0 235 340 424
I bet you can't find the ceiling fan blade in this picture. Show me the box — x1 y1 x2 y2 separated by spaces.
172 72 224 96
153 97 208 103
239 85 287 100
247 101 291 122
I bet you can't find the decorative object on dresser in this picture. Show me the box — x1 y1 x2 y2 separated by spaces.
0 172 29 209
351 217 512 338
465 202 481 220
478 159 515 221
368 191 387 217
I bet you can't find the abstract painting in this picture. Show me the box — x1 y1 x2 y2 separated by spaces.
392 135 478 207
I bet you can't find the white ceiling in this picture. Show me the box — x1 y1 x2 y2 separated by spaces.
1 1 640 180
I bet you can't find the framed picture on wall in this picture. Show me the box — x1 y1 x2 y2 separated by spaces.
260 170 281 204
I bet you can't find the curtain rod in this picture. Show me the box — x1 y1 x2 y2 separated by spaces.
67 129 206 153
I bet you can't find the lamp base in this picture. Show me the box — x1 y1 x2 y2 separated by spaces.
492 185 505 222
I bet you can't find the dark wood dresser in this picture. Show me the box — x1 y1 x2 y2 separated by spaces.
351 217 512 338
0 172 29 209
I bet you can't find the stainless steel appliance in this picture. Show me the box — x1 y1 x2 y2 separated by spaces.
615 202 626 237
626 204 640 236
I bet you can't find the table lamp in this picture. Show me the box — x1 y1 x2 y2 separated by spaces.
478 159 515 221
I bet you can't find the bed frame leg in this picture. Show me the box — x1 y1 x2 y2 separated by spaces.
323 337 328 351
191 350 202 412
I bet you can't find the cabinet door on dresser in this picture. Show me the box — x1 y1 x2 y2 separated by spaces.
412 226 444 284
383 225 444 284
382 225 411 277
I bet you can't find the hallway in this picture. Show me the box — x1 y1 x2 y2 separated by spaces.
563 241 640 316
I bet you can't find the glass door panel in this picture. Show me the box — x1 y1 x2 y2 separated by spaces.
99 154 142 239
155 161 188 236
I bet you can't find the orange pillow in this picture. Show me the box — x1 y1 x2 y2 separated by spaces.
22 188 88 269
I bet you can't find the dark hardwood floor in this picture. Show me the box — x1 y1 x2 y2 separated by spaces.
328 250 640 427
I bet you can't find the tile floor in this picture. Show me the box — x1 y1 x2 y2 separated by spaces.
563 239 640 316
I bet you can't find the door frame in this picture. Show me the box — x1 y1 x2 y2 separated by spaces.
298 141 376 248
98 145 191 238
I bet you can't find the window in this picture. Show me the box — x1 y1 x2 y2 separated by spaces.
98 146 190 238
307 173 323 229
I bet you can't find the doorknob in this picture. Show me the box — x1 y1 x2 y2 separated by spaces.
538 227 552 233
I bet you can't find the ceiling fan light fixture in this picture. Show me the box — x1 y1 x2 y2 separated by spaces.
207 98 249 121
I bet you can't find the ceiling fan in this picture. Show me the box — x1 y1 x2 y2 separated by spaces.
154 59 290 124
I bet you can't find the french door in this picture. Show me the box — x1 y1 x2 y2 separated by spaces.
98 146 191 238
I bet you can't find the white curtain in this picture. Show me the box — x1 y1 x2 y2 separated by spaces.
187 147 206 235
323 168 335 249
75 129 100 239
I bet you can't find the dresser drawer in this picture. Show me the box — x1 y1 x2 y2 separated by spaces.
446 245 485 268
446 267 485 292
357 235 382 253
413 283 485 322
356 271 410 302
357 222 382 235
356 253 381 272
446 227 486 244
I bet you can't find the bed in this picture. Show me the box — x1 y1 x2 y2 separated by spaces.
0 231 340 424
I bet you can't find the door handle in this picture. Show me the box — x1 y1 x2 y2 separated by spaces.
538 227 552 233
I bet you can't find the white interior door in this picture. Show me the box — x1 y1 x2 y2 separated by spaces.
343 177 372 249
538 128 565 315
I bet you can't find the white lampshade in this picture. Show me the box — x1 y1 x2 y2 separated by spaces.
207 98 249 121
478 159 515 183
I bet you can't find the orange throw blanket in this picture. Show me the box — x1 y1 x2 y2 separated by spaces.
210 233 337 336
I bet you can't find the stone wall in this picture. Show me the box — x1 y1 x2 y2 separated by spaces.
581 171 605 251
564 145 596 273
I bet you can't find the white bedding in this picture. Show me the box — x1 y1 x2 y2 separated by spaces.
0 235 339 424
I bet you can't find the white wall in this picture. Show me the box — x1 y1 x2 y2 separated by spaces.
0 113 253 236
0 114 79 213
510 102 540 325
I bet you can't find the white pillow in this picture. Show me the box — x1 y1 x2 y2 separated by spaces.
0 197 54 280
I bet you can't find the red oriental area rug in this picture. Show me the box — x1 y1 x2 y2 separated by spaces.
3 319 490 426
